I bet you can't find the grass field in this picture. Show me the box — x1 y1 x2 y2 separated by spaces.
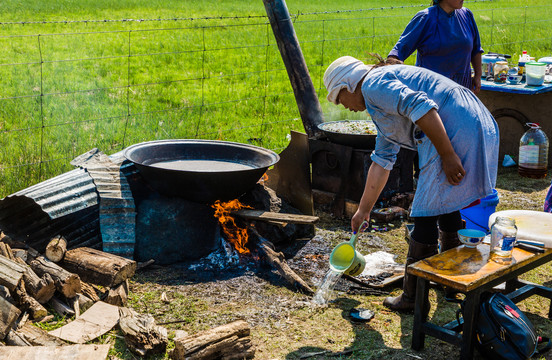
0 0 551 196
1 1 552 359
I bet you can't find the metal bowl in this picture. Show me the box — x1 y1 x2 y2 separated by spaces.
317 120 377 149
124 139 279 203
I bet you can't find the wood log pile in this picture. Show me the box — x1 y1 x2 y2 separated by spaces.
0 232 136 347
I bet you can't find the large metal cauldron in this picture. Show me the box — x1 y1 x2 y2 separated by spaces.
317 120 377 149
124 139 279 203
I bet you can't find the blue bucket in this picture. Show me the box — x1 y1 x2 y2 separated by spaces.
460 189 499 232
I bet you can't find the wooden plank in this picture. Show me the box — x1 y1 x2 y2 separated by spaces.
409 245 552 292
231 209 318 224
48 301 119 343
0 344 110 360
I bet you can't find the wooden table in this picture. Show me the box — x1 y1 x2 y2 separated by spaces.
409 244 552 359
477 80 552 167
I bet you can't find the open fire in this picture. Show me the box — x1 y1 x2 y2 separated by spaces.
212 199 252 254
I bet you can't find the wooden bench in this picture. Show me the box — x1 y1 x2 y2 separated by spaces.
409 244 552 359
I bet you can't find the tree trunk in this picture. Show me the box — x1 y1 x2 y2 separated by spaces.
45 235 67 263
171 320 255 360
62 247 136 287
30 256 81 298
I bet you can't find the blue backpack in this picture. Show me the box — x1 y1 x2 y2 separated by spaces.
457 292 551 360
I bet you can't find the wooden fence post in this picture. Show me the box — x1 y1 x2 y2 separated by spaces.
262 0 324 138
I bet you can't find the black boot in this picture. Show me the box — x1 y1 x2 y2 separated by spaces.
383 237 438 312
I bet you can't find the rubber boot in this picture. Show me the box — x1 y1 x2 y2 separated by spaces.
439 229 463 301
383 237 438 312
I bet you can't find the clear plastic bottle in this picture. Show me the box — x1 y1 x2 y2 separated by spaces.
518 50 531 81
490 216 517 264
518 123 549 179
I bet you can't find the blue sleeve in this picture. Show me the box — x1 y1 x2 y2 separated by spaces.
466 9 484 57
364 71 438 123
388 11 429 61
371 134 401 170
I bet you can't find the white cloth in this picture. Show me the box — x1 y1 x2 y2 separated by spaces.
323 56 372 104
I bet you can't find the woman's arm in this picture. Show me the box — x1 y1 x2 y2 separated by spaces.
352 162 390 232
415 109 465 185
471 52 482 93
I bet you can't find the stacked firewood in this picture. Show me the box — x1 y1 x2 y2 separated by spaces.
0 232 136 345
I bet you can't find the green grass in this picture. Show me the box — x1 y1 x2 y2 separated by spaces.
0 0 551 197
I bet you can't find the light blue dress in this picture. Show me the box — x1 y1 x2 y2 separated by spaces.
362 65 499 217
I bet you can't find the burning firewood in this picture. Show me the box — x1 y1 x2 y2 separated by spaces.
30 256 81 298
61 247 136 288
170 320 255 360
45 235 67 263
249 227 314 296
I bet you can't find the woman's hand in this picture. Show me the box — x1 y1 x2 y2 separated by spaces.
441 151 466 185
351 210 371 233
472 76 481 94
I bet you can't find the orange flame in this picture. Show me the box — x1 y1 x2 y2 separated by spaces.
212 199 252 254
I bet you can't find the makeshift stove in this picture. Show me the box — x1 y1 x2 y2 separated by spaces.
309 137 416 217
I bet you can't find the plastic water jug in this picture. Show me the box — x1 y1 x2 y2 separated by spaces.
518 123 549 179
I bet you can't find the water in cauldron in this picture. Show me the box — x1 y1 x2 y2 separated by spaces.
151 159 255 172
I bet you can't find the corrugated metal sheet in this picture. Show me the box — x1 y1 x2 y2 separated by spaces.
72 149 136 259
0 167 101 252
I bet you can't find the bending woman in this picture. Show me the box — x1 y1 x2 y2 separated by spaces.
324 56 498 312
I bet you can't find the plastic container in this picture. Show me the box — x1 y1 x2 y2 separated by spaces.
526 62 546 86
482 54 505 79
519 51 531 80
493 61 509 83
518 123 549 179
490 216 517 265
460 189 499 232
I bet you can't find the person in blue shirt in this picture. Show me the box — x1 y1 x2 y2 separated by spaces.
388 0 483 93
324 56 499 312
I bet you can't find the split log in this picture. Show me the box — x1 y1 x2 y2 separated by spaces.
11 254 56 304
119 307 168 356
0 295 21 339
170 320 255 360
11 282 48 320
0 242 14 260
22 269 55 304
5 323 66 346
62 247 136 287
45 236 67 263
49 297 75 317
249 228 314 295
80 281 101 302
0 255 25 292
30 256 81 298
105 279 129 306
76 293 94 313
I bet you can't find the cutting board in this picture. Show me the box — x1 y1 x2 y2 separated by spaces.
488 210 552 247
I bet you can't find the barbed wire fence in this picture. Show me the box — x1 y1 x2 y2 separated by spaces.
0 0 550 196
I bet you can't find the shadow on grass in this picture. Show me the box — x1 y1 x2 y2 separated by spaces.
497 167 551 193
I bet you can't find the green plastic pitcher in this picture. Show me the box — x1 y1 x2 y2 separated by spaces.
329 220 368 276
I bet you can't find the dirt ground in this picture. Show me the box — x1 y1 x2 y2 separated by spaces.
124 167 552 360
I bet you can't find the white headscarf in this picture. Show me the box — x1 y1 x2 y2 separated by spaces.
323 56 372 105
